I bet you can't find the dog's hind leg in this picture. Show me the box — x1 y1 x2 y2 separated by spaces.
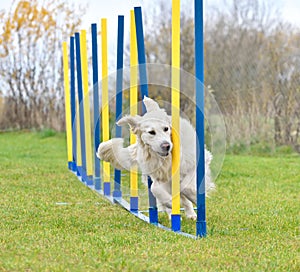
150 181 172 218
152 183 196 220
181 195 197 220
179 171 197 205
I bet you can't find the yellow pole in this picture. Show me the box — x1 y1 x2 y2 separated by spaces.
80 30 93 178
101 18 111 187
62 42 73 165
171 0 181 216
130 10 138 200
76 97 82 169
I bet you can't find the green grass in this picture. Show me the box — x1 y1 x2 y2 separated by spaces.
0 131 299 271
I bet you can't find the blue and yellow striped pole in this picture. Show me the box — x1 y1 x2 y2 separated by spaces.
80 30 93 186
130 10 138 212
101 18 111 196
62 41 73 170
171 0 181 232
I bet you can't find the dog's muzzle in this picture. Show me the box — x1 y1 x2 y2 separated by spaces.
160 141 171 152
158 151 169 157
158 141 171 157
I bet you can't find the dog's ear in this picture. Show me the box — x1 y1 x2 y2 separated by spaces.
143 96 160 112
116 115 141 134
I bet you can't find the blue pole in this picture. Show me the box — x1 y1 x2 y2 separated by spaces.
70 36 77 172
134 6 158 225
75 32 87 182
195 0 206 237
113 15 124 198
91 24 101 191
134 7 148 111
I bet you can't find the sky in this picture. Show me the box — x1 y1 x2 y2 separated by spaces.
1 0 300 30
68 0 300 36
71 0 300 28
1 0 299 41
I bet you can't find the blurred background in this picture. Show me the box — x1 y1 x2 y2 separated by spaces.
0 0 299 154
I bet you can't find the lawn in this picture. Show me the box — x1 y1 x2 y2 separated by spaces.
0 131 299 271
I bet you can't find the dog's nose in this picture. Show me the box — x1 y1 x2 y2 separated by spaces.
160 142 171 152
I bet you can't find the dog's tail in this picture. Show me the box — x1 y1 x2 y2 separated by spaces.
96 138 137 171
205 149 216 194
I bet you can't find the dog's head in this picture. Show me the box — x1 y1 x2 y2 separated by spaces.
117 96 173 157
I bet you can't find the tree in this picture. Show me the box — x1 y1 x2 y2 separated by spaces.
0 0 85 130
205 1 300 150
140 0 300 151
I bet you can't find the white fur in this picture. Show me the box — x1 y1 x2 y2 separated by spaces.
97 96 215 220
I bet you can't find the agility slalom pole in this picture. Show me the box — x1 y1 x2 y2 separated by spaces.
134 7 148 114
195 0 206 237
113 15 124 199
70 36 77 172
91 24 101 191
134 6 158 224
80 30 93 186
73 35 82 177
171 0 181 232
62 41 73 170
101 18 111 196
75 95 82 177
130 10 139 212
75 32 87 182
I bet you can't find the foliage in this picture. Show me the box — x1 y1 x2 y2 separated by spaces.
0 132 299 271
205 0 300 151
0 0 85 130
37 128 57 139
141 0 300 152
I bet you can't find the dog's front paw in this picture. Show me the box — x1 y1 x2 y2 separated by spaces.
185 210 197 221
96 141 110 160
96 138 123 161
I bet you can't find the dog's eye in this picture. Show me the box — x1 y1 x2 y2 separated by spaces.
148 130 156 135
163 127 169 132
